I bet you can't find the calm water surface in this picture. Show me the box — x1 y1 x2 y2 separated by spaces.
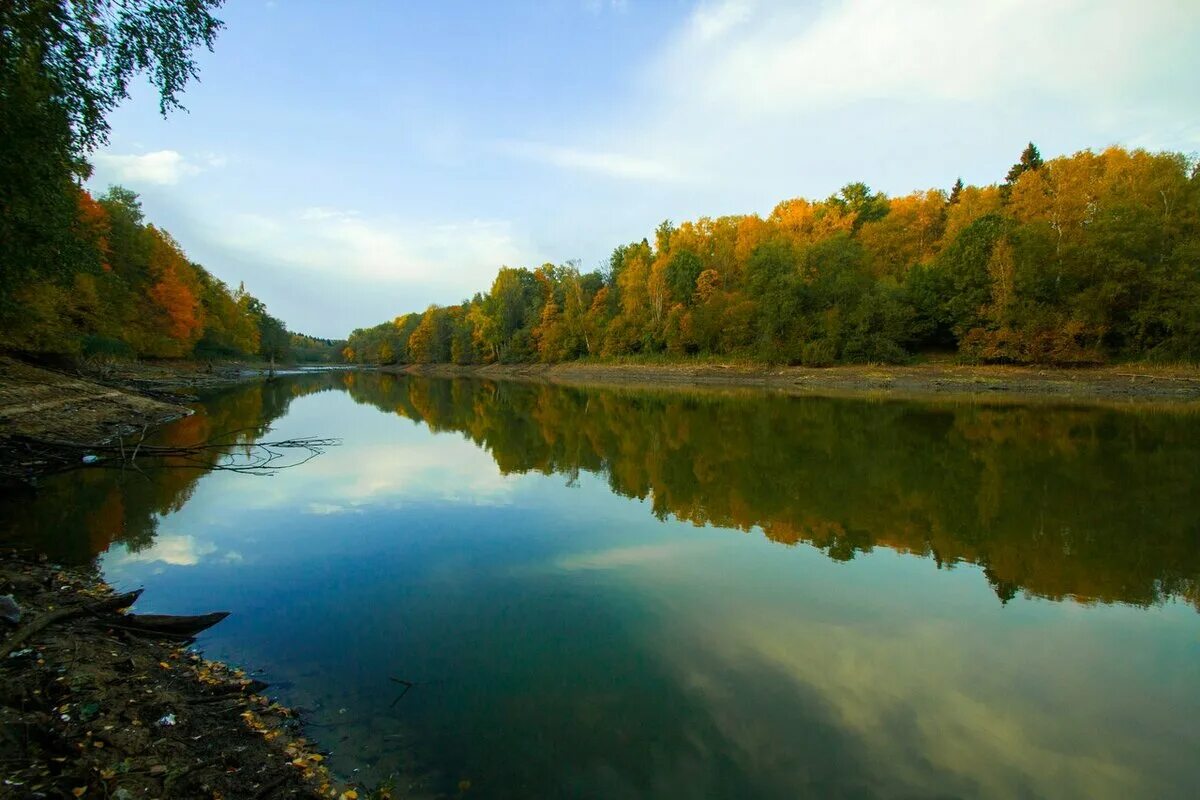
4 372 1199 799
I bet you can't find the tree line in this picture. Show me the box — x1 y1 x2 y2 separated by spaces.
0 183 310 361
346 144 1200 367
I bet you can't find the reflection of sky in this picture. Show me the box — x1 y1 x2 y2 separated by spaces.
98 385 1200 799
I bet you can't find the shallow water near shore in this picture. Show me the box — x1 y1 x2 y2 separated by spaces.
4 371 1199 799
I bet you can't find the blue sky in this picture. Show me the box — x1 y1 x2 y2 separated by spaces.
88 0 1200 338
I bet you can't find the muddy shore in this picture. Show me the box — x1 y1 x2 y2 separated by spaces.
0 357 285 487
394 360 1200 405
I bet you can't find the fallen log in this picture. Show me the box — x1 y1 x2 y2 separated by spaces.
0 589 143 659
100 611 230 638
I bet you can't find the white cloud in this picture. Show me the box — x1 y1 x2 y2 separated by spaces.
499 141 686 182
689 0 752 41
326 438 520 506
93 150 211 185
658 0 1200 119
209 428 522 517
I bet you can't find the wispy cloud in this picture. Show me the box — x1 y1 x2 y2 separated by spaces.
499 141 686 182
93 150 221 185
554 541 714 571
306 502 362 516
201 205 530 293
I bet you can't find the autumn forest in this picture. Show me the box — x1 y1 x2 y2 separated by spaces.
346 144 1200 368
4 141 1197 370
3 2 1198 372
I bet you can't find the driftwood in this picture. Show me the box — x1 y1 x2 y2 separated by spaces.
100 611 230 639
0 589 142 659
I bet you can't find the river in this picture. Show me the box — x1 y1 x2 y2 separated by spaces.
4 371 1198 799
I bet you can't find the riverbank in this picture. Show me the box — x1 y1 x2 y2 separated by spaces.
395 360 1200 404
0 356 281 487
0 551 350 799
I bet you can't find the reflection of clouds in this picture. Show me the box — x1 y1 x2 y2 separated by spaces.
110 534 216 566
555 542 714 571
106 534 246 569
332 439 519 506
665 602 1182 799
206 429 521 517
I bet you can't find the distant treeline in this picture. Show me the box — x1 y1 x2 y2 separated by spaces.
289 332 346 364
345 144 1200 366
0 184 342 363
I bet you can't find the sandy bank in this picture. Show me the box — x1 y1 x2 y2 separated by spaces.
392 360 1200 405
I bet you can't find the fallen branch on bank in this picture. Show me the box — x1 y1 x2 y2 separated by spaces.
0 589 143 659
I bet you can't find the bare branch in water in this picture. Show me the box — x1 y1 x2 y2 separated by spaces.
12 433 341 477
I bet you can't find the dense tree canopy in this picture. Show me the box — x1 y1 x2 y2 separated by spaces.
0 184 309 362
1 0 224 309
347 145 1200 366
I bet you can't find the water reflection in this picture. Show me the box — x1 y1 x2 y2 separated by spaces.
343 373 1200 611
5 371 1199 611
2 373 1198 798
1 376 338 561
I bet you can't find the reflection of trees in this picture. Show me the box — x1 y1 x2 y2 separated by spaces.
346 374 1200 610
1 374 343 562
9 371 1196 612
